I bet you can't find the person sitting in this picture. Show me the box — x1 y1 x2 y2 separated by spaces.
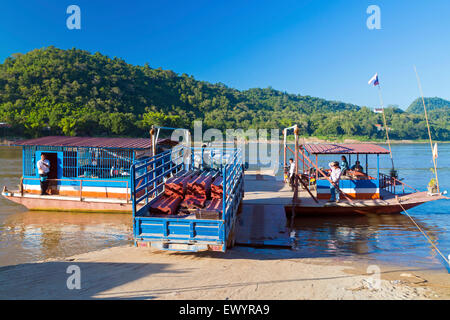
351 160 364 173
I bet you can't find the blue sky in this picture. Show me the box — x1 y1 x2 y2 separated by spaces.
1 0 449 109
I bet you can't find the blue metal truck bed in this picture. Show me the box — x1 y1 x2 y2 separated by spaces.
131 145 244 252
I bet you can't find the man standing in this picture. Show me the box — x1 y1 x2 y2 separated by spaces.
328 161 341 203
288 158 295 191
37 154 50 195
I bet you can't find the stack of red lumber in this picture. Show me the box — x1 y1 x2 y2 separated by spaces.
180 197 206 210
187 175 212 198
180 175 213 210
149 195 183 215
150 172 196 215
195 198 223 219
165 173 194 197
211 176 223 199
205 198 222 212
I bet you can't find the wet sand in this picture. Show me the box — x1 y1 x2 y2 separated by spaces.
1 245 448 300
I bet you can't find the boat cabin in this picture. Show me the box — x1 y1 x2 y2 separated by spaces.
13 136 178 200
302 143 391 200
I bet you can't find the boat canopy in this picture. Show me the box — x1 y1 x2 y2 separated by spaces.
303 143 390 155
14 136 177 150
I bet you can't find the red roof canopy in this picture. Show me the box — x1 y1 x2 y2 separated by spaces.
303 143 390 155
14 136 177 150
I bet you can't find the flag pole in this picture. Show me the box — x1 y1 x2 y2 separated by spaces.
376 83 395 171
414 66 440 193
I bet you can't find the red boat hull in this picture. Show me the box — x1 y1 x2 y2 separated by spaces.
285 201 425 217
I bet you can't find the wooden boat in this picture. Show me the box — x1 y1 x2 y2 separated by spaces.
1 135 178 212
282 126 448 216
285 190 448 217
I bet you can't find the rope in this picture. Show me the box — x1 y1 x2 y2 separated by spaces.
396 197 449 271
414 66 440 193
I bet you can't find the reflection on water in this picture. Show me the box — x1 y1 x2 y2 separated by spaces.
289 213 447 268
0 210 132 267
0 146 133 267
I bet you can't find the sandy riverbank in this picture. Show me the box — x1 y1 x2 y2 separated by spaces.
0 245 448 300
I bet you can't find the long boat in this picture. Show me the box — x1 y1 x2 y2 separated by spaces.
282 127 448 216
1 135 178 212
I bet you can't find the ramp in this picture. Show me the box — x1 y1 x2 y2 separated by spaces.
235 170 292 247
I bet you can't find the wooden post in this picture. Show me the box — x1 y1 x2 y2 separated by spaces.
301 145 305 174
79 180 83 201
377 154 380 180
293 125 300 203
20 177 24 196
150 126 156 191
365 154 368 175
315 154 318 183
283 129 287 172
294 125 299 176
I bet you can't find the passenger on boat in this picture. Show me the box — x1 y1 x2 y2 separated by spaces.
328 161 341 203
37 154 50 195
341 156 349 175
289 158 295 191
351 160 364 173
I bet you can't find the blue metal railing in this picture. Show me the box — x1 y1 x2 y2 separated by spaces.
131 145 243 221
131 145 185 216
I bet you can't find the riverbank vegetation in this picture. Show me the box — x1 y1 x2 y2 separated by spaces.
1 47 449 141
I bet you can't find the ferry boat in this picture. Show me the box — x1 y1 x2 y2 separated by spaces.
1 136 178 213
282 127 448 216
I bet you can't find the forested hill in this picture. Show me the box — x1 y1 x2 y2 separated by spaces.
0 47 449 141
407 97 450 115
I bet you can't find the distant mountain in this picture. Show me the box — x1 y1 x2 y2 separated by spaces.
406 97 450 114
0 47 448 140
0 46 359 137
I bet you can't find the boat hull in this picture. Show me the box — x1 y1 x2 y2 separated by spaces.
2 192 133 213
285 191 448 217
285 201 424 217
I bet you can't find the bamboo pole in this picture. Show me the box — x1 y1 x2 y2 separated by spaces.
414 66 440 194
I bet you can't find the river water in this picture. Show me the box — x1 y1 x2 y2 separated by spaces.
0 144 449 270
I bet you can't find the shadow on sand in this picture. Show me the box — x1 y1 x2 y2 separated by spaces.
0 261 184 300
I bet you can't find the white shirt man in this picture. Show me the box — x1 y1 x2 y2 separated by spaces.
37 154 50 195
328 162 342 202
288 159 296 191
289 161 295 177
37 157 50 175
329 162 342 183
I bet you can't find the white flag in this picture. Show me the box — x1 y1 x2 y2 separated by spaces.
368 73 379 86
433 143 438 159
